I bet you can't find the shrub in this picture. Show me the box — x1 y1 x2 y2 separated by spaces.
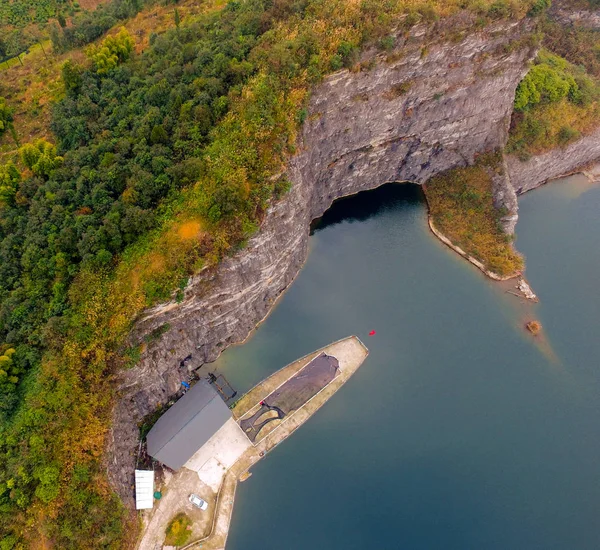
488 0 512 19
337 41 359 68
379 35 395 51
527 0 550 16
571 74 598 106
165 513 192 546
557 125 580 145
329 54 343 71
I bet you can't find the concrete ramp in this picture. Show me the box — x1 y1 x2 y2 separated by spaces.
185 417 252 481
197 458 228 492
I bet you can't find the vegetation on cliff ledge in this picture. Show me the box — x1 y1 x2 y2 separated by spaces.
508 50 600 157
424 153 524 277
0 0 541 547
508 0 600 159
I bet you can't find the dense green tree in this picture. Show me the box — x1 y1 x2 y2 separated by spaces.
0 162 21 206
0 97 14 139
0 345 20 416
87 27 134 74
19 139 64 178
514 53 579 111
61 59 83 96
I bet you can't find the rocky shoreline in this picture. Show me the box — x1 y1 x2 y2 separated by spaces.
106 17 600 506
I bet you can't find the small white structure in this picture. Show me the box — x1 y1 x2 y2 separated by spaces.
135 470 155 510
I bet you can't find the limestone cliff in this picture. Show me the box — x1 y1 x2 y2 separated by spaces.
503 0 600 194
107 18 536 502
549 0 600 30
506 127 600 194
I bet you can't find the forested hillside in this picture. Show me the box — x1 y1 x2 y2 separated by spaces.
0 0 146 62
0 0 588 547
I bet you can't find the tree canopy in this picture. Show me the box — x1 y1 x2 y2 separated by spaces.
0 98 14 138
514 53 579 111
86 27 135 74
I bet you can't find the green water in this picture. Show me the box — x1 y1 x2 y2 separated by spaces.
213 175 600 549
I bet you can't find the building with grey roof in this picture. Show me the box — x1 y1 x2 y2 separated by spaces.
146 380 231 470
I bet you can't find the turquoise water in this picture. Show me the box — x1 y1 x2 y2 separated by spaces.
213 176 600 549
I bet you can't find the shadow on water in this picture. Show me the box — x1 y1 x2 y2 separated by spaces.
310 182 424 235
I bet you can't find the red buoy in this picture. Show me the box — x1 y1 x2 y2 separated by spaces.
369 330 376 336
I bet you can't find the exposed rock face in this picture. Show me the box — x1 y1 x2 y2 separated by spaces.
494 156 519 234
107 18 536 503
506 127 600 194
549 1 600 29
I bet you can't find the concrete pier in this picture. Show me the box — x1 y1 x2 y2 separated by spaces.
137 336 368 550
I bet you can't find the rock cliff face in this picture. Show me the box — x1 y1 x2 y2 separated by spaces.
107 18 536 502
506 127 600 194
549 1 600 29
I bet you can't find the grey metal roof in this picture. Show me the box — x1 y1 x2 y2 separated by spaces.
146 380 231 470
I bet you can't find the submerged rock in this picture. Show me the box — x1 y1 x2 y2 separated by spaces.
526 320 542 335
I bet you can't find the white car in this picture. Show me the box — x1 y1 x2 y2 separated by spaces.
189 493 208 511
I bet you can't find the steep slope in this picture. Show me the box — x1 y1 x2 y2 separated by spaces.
507 127 600 193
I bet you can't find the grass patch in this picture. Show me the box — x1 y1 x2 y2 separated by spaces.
165 512 193 547
382 81 413 100
424 152 523 277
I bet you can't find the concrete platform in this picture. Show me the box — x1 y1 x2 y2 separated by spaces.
136 336 368 550
185 418 252 491
188 335 368 550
